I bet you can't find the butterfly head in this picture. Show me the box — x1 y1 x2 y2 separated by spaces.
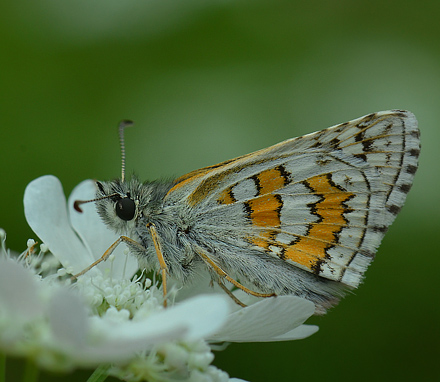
92 178 143 234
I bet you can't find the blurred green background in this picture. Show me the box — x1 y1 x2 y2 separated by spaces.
1 0 439 381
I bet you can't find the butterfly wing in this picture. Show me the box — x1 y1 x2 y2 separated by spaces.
164 110 420 289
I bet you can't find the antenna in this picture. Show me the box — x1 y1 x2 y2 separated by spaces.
74 193 119 213
119 119 134 182
74 119 134 213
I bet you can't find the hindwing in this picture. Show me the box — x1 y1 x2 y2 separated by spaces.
164 110 420 287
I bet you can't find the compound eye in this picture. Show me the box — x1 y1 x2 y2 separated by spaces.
115 197 136 221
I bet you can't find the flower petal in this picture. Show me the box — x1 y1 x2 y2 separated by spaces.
67 180 138 278
272 324 319 341
71 294 230 364
48 288 89 349
209 296 316 342
24 175 95 273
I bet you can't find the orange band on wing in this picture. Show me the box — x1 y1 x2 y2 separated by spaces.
256 166 290 195
247 194 282 228
283 174 354 272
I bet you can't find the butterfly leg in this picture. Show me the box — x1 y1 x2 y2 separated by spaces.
147 223 169 307
73 226 169 307
72 235 144 278
195 247 276 305
216 280 247 307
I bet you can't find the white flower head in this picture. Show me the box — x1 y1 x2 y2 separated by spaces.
0 251 231 378
0 175 318 381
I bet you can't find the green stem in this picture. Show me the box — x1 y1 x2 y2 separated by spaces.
0 353 5 382
23 360 39 382
86 365 111 382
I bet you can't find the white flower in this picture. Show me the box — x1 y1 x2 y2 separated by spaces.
0 175 319 381
0 257 235 382
0 254 230 370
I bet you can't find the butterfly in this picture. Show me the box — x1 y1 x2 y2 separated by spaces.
74 110 420 314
